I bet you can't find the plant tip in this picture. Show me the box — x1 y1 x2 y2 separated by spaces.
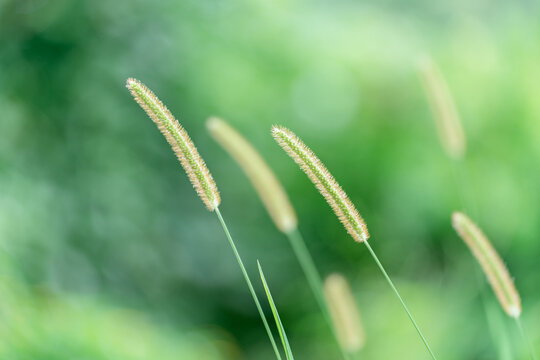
324 273 366 353
208 118 297 232
452 211 521 318
271 125 369 242
126 78 220 211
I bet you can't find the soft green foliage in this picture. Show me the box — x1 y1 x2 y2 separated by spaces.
0 255 229 360
0 0 539 359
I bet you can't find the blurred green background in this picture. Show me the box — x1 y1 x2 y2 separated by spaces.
0 0 539 359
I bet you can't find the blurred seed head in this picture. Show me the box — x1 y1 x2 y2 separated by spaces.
452 211 521 317
126 78 220 211
419 55 466 160
272 126 369 242
324 273 366 353
207 117 297 233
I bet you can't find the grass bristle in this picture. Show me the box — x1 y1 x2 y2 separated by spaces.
207 117 297 233
126 78 220 211
271 126 369 242
452 211 521 318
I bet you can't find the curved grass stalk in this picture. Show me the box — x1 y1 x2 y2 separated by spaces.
272 126 437 360
419 57 507 357
364 241 437 359
452 212 521 318
207 117 297 232
207 117 350 359
126 78 220 210
272 126 369 243
215 208 282 360
258 261 294 360
126 79 281 359
284 230 352 359
452 212 536 360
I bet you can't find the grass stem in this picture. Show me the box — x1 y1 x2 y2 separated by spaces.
215 207 282 360
286 229 351 360
516 317 536 360
363 241 437 360
478 271 513 360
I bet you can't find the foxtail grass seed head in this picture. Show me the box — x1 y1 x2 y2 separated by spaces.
272 126 369 242
324 273 366 353
126 78 220 211
452 212 521 317
207 117 297 233
419 56 466 160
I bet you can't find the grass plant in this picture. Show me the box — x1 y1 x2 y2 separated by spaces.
126 78 282 359
452 212 536 360
272 125 438 360
418 56 466 161
207 117 349 358
419 55 508 357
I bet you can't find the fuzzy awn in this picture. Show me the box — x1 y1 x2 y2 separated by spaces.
272 126 437 360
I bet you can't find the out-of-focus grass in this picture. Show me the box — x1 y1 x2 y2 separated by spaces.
0 254 234 359
0 0 539 358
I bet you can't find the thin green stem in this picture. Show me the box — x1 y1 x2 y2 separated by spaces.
214 207 282 360
476 268 512 360
516 317 536 360
258 261 295 360
363 241 437 360
286 229 351 360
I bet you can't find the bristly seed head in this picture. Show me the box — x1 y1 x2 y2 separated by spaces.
324 273 366 353
271 126 369 242
452 212 521 318
207 117 297 233
418 55 466 160
126 78 220 211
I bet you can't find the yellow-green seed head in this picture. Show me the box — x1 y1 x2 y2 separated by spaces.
419 56 466 160
452 212 521 317
126 78 220 211
207 117 297 233
324 273 366 353
271 126 369 242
